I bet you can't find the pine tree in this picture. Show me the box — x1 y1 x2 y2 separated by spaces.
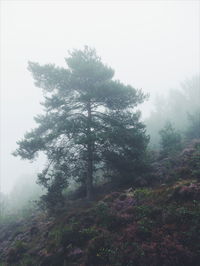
159 122 182 157
14 46 149 207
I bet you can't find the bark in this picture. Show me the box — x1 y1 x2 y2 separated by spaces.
86 101 93 200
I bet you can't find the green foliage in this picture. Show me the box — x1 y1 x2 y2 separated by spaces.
6 241 28 264
137 217 154 239
49 223 99 250
39 170 68 212
181 141 200 179
13 240 23 248
159 122 182 157
133 188 152 201
94 202 114 227
94 201 122 229
14 46 149 208
185 111 200 140
190 145 200 178
19 254 35 266
86 233 115 265
2 179 200 265
134 205 153 219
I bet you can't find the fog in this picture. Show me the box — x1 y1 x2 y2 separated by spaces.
0 0 199 194
145 74 200 148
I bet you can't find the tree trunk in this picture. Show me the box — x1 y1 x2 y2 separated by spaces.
86 101 93 200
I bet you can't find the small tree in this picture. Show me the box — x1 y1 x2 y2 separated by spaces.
185 111 200 140
159 122 182 157
14 47 149 208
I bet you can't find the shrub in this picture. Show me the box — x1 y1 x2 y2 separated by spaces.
185 111 200 140
86 233 115 265
94 202 125 230
133 188 152 202
159 122 182 157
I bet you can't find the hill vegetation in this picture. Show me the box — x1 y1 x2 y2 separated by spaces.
0 48 200 265
0 139 200 265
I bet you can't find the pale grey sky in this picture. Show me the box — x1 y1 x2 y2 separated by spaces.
0 0 199 193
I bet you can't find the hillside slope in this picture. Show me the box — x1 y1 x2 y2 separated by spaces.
0 140 200 266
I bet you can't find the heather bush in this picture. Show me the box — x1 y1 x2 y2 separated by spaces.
94 202 116 228
86 233 114 265
133 188 152 202
140 237 194 266
51 224 99 249
112 196 136 211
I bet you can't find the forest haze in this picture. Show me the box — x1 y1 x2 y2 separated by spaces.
0 0 199 194
0 1 200 265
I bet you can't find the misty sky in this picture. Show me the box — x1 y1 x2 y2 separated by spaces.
0 0 199 193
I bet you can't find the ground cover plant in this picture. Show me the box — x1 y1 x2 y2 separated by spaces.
1 140 200 265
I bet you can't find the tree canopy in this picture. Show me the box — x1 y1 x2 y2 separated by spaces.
159 122 182 157
14 46 149 208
